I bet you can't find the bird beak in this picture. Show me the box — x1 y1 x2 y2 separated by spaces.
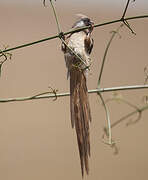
89 21 94 33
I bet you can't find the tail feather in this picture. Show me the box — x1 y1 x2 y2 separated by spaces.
70 68 91 177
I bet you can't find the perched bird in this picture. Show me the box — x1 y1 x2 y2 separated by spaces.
61 14 94 177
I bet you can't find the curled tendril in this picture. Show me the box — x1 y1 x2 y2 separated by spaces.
102 127 119 154
0 46 12 76
30 87 58 101
48 86 58 101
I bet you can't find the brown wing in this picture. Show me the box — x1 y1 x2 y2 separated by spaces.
61 37 69 53
84 33 94 54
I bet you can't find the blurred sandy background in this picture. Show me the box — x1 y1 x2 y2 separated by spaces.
0 1 148 180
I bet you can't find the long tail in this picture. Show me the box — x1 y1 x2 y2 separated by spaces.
70 68 91 177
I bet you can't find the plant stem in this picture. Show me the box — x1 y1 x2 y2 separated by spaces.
0 15 148 54
0 84 148 103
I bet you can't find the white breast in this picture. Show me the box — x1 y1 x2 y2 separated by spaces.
65 31 91 75
68 31 86 56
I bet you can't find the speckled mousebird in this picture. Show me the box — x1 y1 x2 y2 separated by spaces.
61 14 94 177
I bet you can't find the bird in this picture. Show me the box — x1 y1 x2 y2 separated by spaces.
61 14 94 177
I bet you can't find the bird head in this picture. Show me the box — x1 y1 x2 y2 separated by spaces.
72 14 94 33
